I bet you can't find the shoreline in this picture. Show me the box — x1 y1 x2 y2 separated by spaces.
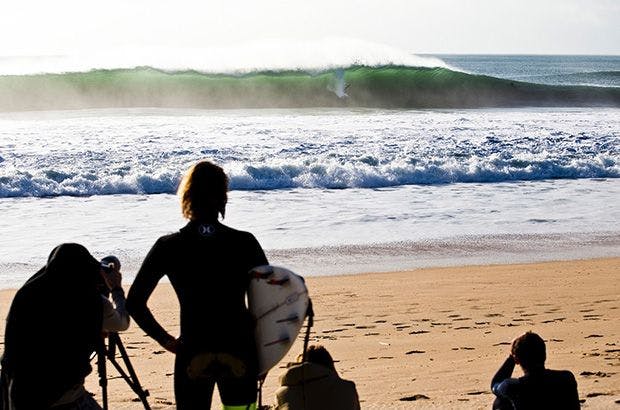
1 257 619 408
1 230 619 289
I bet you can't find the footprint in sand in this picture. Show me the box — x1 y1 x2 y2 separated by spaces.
155 398 175 405
541 317 566 324
586 392 611 398
399 394 430 401
580 371 614 378
409 330 430 335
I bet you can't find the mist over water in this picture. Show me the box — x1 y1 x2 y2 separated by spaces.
0 39 448 76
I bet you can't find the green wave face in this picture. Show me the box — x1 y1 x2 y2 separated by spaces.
0 65 619 111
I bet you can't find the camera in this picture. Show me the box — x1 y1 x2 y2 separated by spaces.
98 255 121 297
100 255 121 275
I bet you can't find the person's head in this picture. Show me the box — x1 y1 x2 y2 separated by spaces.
177 161 229 221
511 331 546 372
42 243 100 285
21 243 102 303
297 344 336 372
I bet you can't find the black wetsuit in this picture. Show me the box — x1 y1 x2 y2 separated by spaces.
491 356 580 410
127 221 268 409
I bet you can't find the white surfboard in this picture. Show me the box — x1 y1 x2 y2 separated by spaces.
248 265 310 376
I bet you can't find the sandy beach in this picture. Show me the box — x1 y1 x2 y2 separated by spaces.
1 257 618 409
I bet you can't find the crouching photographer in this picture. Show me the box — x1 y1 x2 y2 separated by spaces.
1 243 129 410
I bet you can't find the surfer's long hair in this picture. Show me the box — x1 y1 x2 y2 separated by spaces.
178 160 229 221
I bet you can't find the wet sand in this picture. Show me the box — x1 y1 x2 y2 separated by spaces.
1 258 618 408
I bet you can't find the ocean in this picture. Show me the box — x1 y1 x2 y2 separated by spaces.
0 54 619 288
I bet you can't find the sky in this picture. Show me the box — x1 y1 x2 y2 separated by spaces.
0 0 619 57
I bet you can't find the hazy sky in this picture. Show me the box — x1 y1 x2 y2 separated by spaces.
1 0 619 56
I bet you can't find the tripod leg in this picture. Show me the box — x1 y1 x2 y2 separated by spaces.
96 340 108 410
108 333 151 410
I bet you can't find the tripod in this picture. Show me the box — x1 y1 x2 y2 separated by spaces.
96 332 151 410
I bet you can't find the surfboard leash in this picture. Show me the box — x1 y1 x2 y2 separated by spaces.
302 298 314 362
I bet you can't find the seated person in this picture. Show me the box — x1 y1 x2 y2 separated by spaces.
1 244 129 409
491 331 580 410
274 344 360 410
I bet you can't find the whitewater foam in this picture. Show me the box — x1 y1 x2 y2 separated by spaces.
0 108 618 198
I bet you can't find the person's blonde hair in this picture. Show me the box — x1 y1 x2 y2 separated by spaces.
177 161 228 221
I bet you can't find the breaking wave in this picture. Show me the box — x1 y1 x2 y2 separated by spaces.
2 156 618 198
1 65 619 111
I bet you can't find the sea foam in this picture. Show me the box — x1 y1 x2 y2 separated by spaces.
1 108 618 198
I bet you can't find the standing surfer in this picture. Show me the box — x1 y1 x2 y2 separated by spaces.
127 161 268 410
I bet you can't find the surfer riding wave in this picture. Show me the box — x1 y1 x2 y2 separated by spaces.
127 161 268 410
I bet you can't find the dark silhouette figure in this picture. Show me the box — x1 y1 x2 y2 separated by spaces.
1 243 129 409
127 161 268 410
274 345 360 410
491 332 580 410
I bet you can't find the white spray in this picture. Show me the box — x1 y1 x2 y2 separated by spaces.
0 38 449 76
328 68 349 98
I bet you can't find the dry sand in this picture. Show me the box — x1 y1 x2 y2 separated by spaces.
1 258 618 409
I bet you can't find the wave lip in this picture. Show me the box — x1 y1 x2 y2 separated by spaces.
0 65 619 111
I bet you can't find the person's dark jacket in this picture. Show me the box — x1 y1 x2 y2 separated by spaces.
491 357 580 409
275 362 360 410
1 244 103 409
